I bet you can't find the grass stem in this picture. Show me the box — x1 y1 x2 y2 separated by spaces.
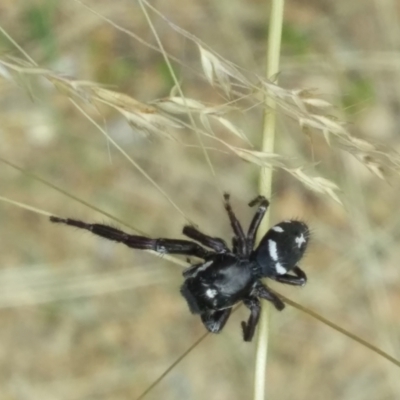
254 1 285 399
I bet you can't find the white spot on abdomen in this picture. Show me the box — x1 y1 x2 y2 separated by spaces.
295 234 306 248
268 240 278 261
275 262 286 275
272 226 284 233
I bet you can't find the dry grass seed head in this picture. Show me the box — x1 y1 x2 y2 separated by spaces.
1 45 397 204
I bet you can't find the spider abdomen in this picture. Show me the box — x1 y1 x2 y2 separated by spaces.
253 220 310 277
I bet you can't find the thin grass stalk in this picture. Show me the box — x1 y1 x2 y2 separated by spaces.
138 0 220 191
254 1 285 399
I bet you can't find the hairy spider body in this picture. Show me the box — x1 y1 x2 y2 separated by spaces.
181 254 254 313
50 194 309 342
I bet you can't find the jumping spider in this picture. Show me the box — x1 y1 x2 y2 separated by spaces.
50 194 309 342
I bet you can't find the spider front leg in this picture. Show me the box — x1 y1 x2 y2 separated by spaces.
246 195 270 255
272 266 307 286
241 297 261 342
200 308 232 333
50 217 211 259
223 193 247 255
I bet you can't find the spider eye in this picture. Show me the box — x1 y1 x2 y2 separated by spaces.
254 220 310 277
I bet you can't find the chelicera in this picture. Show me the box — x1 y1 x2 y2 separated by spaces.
50 194 309 342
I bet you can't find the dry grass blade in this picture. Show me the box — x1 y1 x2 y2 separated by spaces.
153 96 230 117
71 0 191 74
232 147 288 168
282 295 400 369
138 0 220 188
0 58 55 78
198 46 232 95
0 156 191 269
153 96 209 114
0 263 170 307
230 147 342 203
213 116 252 144
0 156 139 230
257 77 400 181
0 63 12 80
0 25 37 65
153 97 251 144
4 2 395 189
293 89 333 109
298 115 347 137
90 87 183 139
2 50 394 197
0 195 52 218
0 58 182 140
132 288 400 400
286 167 342 204
355 154 386 180
134 331 210 400
142 0 250 88
0 57 191 220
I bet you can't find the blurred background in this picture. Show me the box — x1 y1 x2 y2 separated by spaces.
1 0 400 399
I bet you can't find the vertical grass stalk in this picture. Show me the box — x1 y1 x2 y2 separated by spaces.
253 1 285 399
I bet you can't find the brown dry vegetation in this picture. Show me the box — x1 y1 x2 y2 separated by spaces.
1 1 400 399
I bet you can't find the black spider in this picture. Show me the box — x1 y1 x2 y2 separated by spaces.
50 194 309 342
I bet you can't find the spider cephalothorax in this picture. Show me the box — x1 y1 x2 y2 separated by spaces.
50 194 309 342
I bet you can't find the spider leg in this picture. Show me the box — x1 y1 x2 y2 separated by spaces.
241 296 261 342
252 281 285 311
50 217 211 259
232 236 240 254
200 308 232 333
223 193 247 255
246 195 270 255
183 225 229 253
272 266 307 286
